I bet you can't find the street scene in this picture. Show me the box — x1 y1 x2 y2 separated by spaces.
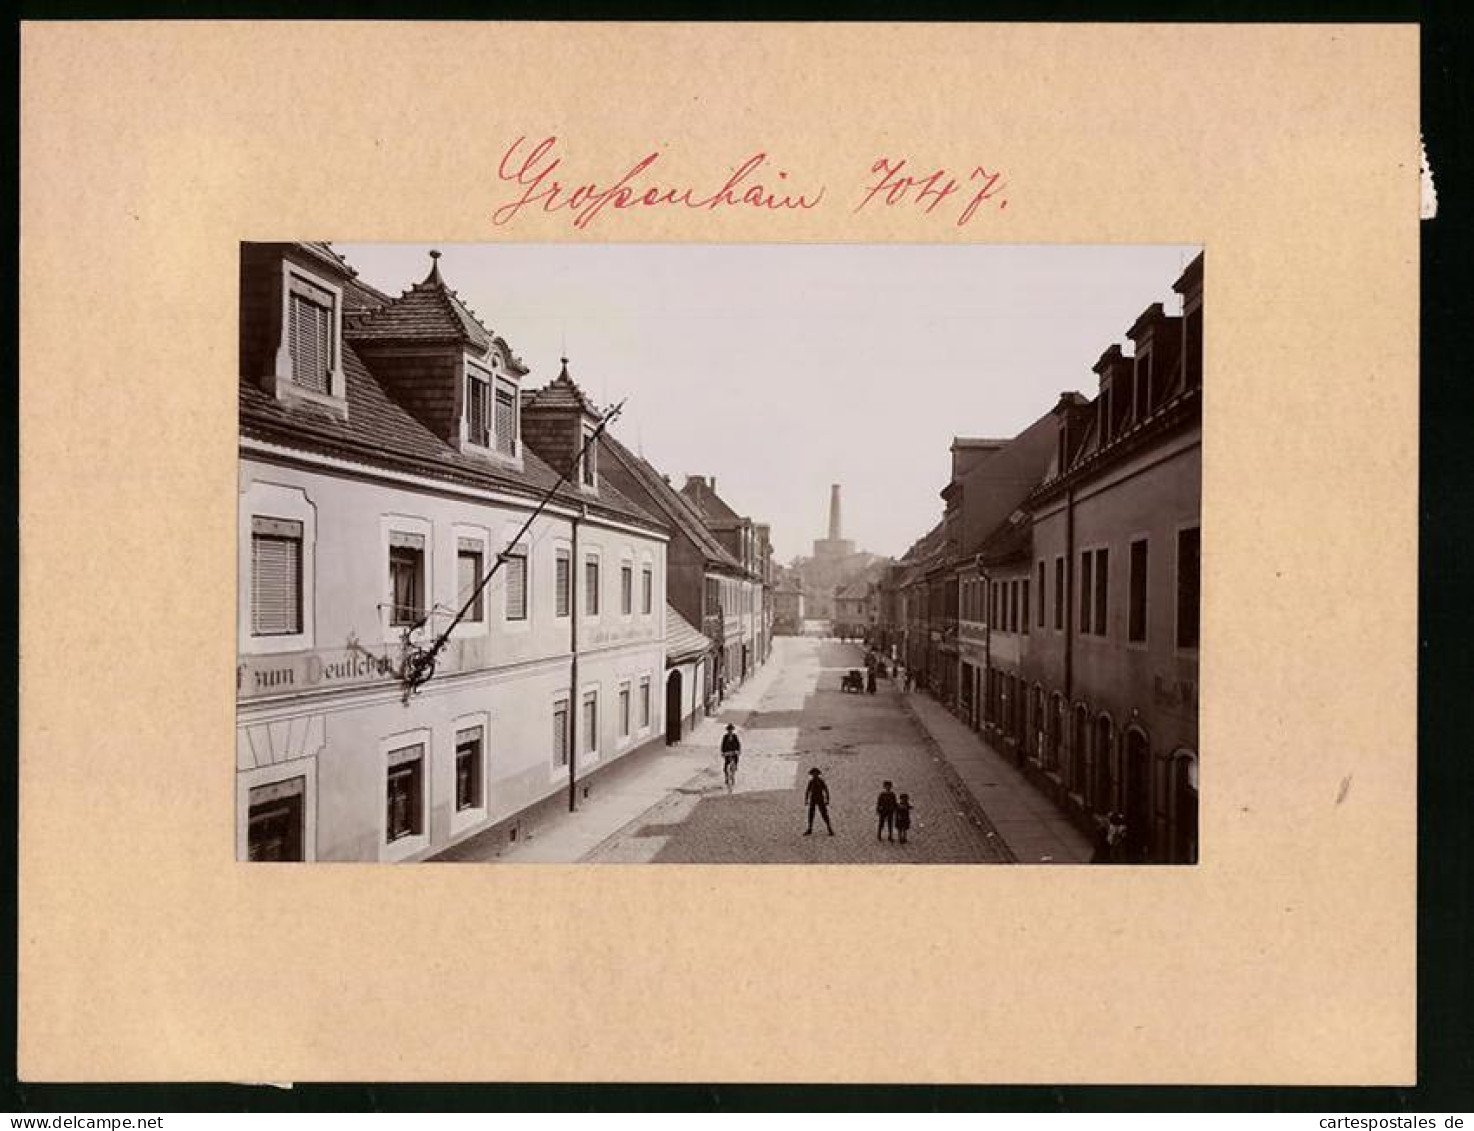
236 242 1200 865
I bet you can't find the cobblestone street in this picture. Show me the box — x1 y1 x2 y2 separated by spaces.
583 637 1012 863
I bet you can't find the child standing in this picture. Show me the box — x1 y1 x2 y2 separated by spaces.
875 780 898 841
895 793 913 844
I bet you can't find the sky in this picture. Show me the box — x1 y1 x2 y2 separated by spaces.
335 242 1200 563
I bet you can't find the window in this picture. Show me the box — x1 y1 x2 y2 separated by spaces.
389 533 425 627
580 426 598 487
1135 354 1152 420
247 776 305 861
621 563 634 615
705 577 720 616
287 283 333 393
385 745 424 842
1129 539 1149 643
1079 550 1093 634
455 727 484 812
619 683 631 739
1176 527 1201 649
1022 579 1030 636
642 565 653 614
585 556 600 615
457 539 484 621
466 365 491 446
582 691 598 755
1054 557 1065 630
639 676 651 728
1036 562 1046 628
553 699 570 768
494 380 518 456
251 516 303 636
1093 548 1109 635
504 547 528 621
555 549 571 617
1009 580 1019 633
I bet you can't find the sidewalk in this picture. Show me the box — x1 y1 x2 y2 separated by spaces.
441 652 791 863
902 692 1093 864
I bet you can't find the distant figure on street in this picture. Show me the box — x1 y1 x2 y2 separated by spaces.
895 793 913 844
1092 811 1129 863
721 723 741 789
876 780 898 841
906 670 917 693
866 667 877 694
804 768 834 836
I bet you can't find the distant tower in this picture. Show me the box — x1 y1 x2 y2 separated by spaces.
812 483 855 562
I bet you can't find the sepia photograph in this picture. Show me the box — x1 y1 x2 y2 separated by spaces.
238 241 1203 865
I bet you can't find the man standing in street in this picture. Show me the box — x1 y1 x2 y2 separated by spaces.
721 723 741 789
876 780 898 841
803 767 835 836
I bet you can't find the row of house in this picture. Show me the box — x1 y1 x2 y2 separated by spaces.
237 243 773 862
875 253 1203 864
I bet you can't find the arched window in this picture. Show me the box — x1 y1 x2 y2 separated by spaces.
1070 704 1089 794
1122 726 1152 862
1169 749 1199 864
1093 714 1115 813
1047 693 1065 771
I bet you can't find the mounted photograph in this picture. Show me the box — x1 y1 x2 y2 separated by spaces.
237 241 1202 865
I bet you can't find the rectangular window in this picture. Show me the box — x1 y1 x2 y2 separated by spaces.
1022 579 1030 636
455 727 483 812
642 565 653 614
585 557 600 615
389 533 425 627
555 549 571 617
639 677 651 728
706 577 720 616
553 699 570 768
385 745 424 842
466 367 491 447
247 776 305 861
251 516 303 636
1129 539 1149 643
1079 550 1093 634
1176 526 1201 649
457 540 484 622
287 288 332 393
1036 561 1046 628
619 684 631 738
621 563 634 615
1009 580 1019 633
504 548 528 621
582 692 598 755
494 381 517 456
1094 548 1110 635
581 427 598 487
1054 557 1065 630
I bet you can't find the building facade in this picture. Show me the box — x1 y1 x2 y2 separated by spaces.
679 475 770 691
237 244 670 862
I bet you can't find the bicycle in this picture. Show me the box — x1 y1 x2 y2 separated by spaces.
723 755 739 791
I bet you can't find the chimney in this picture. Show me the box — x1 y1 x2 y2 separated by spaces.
829 484 842 540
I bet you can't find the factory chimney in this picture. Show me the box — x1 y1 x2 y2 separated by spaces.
828 484 842 541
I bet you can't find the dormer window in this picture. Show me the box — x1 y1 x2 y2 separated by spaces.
579 424 598 489
462 356 520 460
266 260 347 415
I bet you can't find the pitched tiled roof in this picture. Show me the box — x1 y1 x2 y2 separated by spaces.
347 253 495 351
975 514 1032 566
666 603 716 663
240 341 664 534
837 580 871 600
682 481 741 524
524 360 602 416
599 433 748 575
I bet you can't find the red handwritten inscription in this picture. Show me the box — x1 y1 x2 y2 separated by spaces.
856 157 1008 226
493 137 826 231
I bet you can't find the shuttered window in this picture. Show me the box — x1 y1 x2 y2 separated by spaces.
504 548 528 621
620 564 633 615
251 516 303 636
585 557 600 615
619 684 631 737
494 382 518 456
553 700 570 768
466 368 491 446
582 692 598 754
639 677 651 728
288 290 332 393
457 539 484 621
642 566 653 614
555 550 571 617
581 427 598 487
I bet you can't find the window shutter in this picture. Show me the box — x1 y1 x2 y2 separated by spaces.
495 383 518 456
251 518 303 636
505 551 527 620
289 293 331 393
555 552 570 616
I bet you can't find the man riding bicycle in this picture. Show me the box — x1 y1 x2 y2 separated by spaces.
721 723 742 788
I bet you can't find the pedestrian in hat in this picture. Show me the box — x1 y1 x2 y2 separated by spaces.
875 780 898 841
803 768 834 836
720 723 741 790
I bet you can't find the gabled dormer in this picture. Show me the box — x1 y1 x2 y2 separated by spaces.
1092 344 1135 448
1126 301 1183 415
520 359 604 494
1174 252 1204 392
242 242 354 419
346 250 529 465
1051 391 1093 475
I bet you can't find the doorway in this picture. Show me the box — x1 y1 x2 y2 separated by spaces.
1124 727 1152 861
665 669 683 745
